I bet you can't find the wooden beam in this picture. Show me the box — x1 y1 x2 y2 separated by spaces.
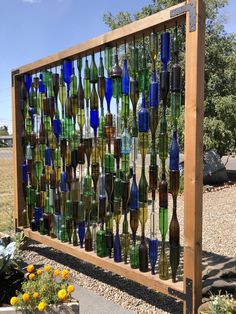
22 228 184 299
12 75 24 227
183 0 205 313
13 2 186 75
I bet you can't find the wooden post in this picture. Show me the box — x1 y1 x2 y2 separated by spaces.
184 0 205 313
12 74 24 227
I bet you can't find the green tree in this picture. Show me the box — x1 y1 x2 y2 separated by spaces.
0 126 9 136
104 0 236 157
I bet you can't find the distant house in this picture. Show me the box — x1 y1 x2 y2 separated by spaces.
0 135 13 147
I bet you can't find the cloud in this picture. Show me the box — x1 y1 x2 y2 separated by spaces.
22 0 42 4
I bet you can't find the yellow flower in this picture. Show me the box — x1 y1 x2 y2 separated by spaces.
27 264 34 273
22 293 30 302
67 285 74 293
33 292 39 299
61 269 69 280
29 273 35 280
44 265 51 272
10 296 18 306
37 301 47 312
53 269 60 277
37 269 43 275
58 289 67 300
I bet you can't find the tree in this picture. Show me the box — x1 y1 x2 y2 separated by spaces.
0 126 9 136
103 0 236 156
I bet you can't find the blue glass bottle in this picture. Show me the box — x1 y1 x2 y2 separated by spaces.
114 232 122 262
39 73 46 93
169 130 179 171
22 160 28 184
105 77 112 112
130 174 139 210
90 110 99 137
35 207 43 231
78 221 85 248
29 107 35 130
138 97 149 133
149 238 158 275
149 71 159 107
53 119 61 143
63 59 73 90
60 171 67 192
45 145 51 166
130 173 139 248
24 74 32 94
161 32 170 69
121 58 130 95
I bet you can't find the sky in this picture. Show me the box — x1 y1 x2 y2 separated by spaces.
0 0 235 134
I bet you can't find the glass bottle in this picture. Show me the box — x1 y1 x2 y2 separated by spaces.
169 129 180 282
121 180 130 264
171 27 182 129
138 96 149 273
84 57 91 137
113 169 122 263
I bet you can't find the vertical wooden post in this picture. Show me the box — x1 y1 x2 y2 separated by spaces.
12 73 24 228
184 0 205 313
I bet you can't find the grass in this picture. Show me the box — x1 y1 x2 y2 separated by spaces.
0 150 14 232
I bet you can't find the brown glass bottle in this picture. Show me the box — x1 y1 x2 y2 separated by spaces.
130 211 139 243
60 138 67 165
50 167 56 189
139 237 148 272
85 224 93 251
114 138 121 168
169 203 180 282
169 170 180 282
84 137 93 166
66 165 73 190
77 140 85 165
66 218 73 243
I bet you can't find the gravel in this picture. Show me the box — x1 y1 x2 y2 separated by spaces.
21 185 236 314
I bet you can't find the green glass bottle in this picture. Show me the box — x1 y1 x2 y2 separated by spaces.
149 31 158 67
158 109 169 280
84 167 93 251
130 43 139 80
90 53 98 84
139 42 149 95
70 64 77 98
84 57 91 137
159 245 169 280
105 171 114 258
104 46 112 75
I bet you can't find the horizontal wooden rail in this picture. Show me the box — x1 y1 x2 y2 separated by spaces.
12 2 186 76
22 228 184 299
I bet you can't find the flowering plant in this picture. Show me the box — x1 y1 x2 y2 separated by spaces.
208 292 235 314
10 264 75 313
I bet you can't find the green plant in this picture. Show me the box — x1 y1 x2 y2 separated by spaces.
0 235 24 306
0 237 18 274
11 265 76 313
12 231 27 255
202 292 235 314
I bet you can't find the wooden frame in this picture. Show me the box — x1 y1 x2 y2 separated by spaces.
12 1 205 313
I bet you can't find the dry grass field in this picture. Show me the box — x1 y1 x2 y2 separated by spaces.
0 149 14 231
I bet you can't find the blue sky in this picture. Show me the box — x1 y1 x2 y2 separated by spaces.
0 0 235 133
